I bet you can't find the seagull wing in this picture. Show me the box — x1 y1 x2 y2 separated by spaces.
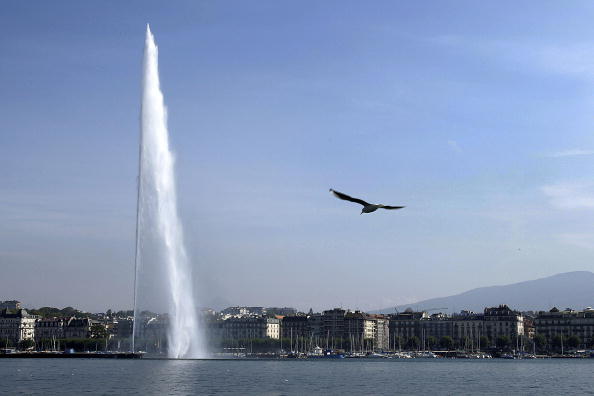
380 205 405 210
329 189 370 206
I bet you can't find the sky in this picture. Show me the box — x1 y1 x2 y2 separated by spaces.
1 1 594 313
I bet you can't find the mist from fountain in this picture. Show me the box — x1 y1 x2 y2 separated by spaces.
133 25 206 359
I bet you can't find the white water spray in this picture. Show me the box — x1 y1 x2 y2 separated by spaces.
133 25 206 358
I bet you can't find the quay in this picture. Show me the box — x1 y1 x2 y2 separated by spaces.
0 352 143 359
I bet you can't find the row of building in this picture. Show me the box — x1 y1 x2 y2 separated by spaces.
208 306 522 351
388 305 525 346
208 305 594 351
534 307 594 344
0 308 133 346
4 299 594 351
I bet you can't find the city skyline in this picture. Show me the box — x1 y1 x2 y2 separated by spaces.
2 1 594 312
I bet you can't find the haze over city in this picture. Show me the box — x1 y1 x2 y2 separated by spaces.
2 1 594 313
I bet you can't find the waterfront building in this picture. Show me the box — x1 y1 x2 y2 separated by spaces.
104 320 117 338
307 313 324 338
0 309 37 345
451 311 484 349
523 316 535 339
219 317 280 340
138 315 168 340
388 310 452 349
388 305 524 349
64 317 93 339
35 317 66 341
370 314 390 351
318 311 389 352
281 315 309 339
344 311 375 350
114 318 134 338
138 316 168 352
322 308 347 341
421 313 454 342
388 309 429 341
483 305 524 342
281 311 389 351
534 307 594 348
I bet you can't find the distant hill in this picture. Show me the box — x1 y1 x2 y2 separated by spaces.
373 271 594 314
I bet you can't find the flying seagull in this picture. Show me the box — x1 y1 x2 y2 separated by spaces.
329 189 405 214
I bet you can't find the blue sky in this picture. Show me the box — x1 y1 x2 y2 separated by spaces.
1 1 594 312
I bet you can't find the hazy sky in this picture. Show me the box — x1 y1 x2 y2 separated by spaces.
2 1 594 313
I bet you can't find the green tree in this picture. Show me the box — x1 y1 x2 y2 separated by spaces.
533 334 547 351
30 306 85 319
91 324 109 339
479 336 490 350
551 335 564 351
566 335 580 349
440 336 454 350
406 336 420 350
462 336 472 350
18 339 35 351
116 310 134 317
495 335 511 350
427 336 437 350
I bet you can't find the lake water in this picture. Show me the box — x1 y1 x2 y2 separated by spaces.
1 358 593 395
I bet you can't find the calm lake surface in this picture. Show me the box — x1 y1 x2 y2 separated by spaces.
1 358 593 395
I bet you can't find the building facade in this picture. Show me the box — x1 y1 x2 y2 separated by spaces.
0 309 37 345
388 306 525 349
35 317 66 341
219 317 280 340
535 307 594 348
322 308 347 341
114 318 134 338
370 314 390 351
307 313 324 339
388 310 429 341
483 305 524 343
64 318 93 339
344 311 375 349
281 315 309 339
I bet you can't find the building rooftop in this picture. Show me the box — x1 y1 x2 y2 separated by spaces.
0 308 36 319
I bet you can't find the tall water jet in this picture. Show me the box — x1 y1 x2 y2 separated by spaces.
132 25 206 358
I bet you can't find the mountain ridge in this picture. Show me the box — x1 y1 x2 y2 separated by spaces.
373 271 594 314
